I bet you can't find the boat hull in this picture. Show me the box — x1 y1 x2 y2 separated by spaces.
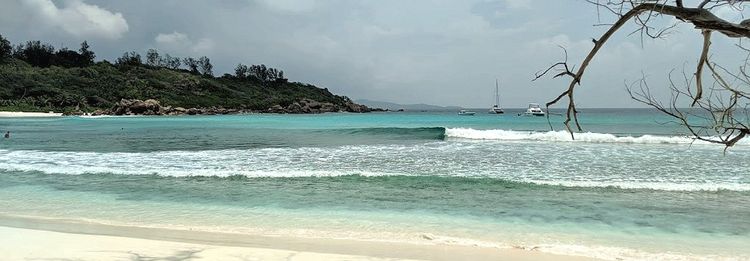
488 109 504 114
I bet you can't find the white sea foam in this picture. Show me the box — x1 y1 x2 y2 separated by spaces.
77 114 144 118
444 128 750 145
77 115 116 119
0 145 748 191
529 180 750 192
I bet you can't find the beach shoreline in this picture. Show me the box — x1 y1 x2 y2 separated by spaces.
0 111 63 117
0 110 386 118
0 215 597 261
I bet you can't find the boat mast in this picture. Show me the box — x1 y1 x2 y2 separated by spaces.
495 79 499 106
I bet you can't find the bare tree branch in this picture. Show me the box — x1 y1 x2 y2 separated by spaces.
694 30 712 105
539 0 750 148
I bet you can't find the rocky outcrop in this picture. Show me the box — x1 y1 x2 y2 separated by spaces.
108 99 161 115
264 98 374 114
81 98 376 116
343 100 370 113
266 105 285 113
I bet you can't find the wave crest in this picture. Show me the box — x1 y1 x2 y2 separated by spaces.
444 128 749 145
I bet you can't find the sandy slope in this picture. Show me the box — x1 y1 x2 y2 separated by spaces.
0 222 598 261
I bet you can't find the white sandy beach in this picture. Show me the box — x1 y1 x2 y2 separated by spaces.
0 226 420 261
0 216 598 261
0 111 63 117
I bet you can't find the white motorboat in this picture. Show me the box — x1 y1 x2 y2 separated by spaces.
524 103 545 116
489 79 504 114
458 110 476 116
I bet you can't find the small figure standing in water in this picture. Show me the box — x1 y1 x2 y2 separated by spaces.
4 131 9 139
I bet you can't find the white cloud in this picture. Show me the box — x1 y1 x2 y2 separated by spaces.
155 32 190 45
22 0 129 40
505 0 532 9
256 0 317 13
155 32 215 54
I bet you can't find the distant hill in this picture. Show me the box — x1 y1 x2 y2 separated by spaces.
355 99 461 111
0 35 370 114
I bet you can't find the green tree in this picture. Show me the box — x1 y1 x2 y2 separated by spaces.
275 70 287 83
52 48 84 68
249 64 268 81
79 41 95 66
160 53 181 69
116 51 142 66
146 49 160 67
13 40 56 67
183 57 199 74
0 34 11 62
198 56 213 76
235 63 248 78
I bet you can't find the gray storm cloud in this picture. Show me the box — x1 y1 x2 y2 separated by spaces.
0 0 746 108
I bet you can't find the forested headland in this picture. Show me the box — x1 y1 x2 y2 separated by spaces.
0 34 372 115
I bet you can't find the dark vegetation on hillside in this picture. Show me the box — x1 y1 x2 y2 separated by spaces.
0 34 369 114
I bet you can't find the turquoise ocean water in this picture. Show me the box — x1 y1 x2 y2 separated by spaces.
0 109 748 260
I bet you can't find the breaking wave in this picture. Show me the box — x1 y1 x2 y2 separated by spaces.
0 144 748 191
444 128 750 145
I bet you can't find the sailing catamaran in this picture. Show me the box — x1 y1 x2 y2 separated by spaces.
489 79 504 114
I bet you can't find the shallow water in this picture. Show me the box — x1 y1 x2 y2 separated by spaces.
0 110 748 260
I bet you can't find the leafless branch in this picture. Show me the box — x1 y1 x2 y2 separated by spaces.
538 0 750 148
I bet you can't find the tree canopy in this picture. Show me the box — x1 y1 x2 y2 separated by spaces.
0 35 346 114
0 35 11 62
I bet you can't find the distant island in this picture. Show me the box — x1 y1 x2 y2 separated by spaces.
355 99 461 111
0 35 374 115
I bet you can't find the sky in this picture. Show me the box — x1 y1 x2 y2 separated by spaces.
0 0 748 108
